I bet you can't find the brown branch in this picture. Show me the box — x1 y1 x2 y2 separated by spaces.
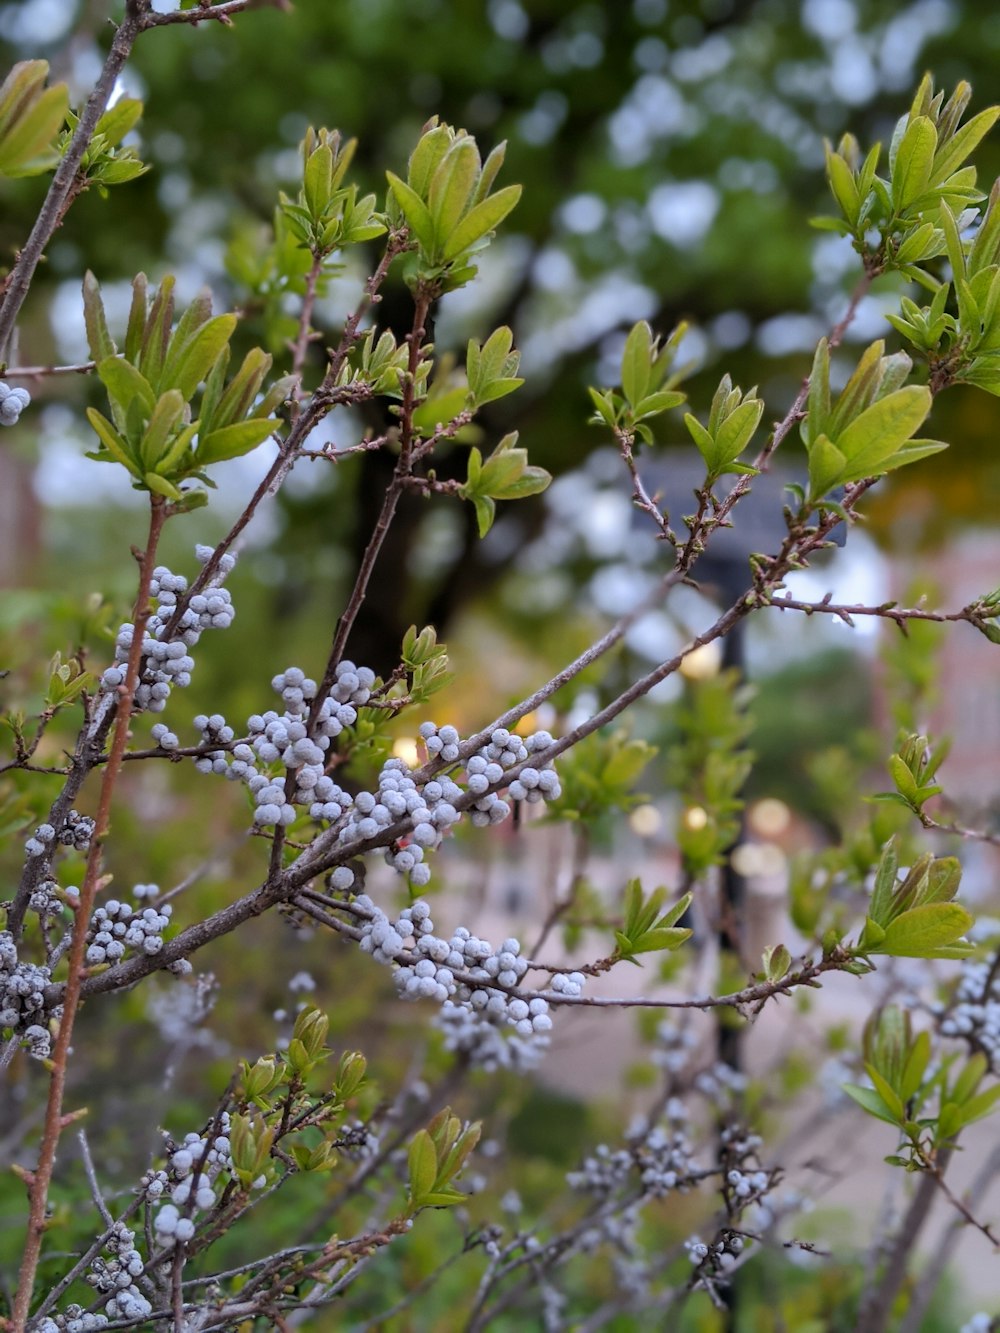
1 361 95 378
309 289 430 715
12 496 168 1328
0 2 145 362
765 592 995 633
288 251 326 420
138 0 263 28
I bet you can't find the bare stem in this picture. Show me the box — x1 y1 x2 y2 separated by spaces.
0 2 145 362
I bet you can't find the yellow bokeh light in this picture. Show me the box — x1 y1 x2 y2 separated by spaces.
392 736 420 767
680 641 722 680
750 798 791 838
629 803 662 837
683 805 709 831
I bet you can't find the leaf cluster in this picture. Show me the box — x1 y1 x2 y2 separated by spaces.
874 732 948 813
853 839 972 961
800 338 944 502
0 60 68 177
280 127 386 256
844 1005 1000 1164
406 1108 481 1212
68 98 148 194
684 373 763 484
544 729 657 826
588 319 688 444
459 431 551 537
817 75 998 277
83 271 295 505
612 879 692 965
233 1008 368 1183
386 120 521 293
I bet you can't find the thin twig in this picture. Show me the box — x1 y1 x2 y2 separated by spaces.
1 361 95 378
77 1129 113 1227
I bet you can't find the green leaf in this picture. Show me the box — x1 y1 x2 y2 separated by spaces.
407 1129 437 1202
891 116 937 211
843 1083 905 1127
386 171 435 251
869 840 898 925
877 438 948 473
939 205 967 281
407 123 452 195
471 494 496 538
899 1030 931 1103
0 76 68 176
488 465 551 501
858 915 886 950
889 752 921 803
196 419 276 466
865 1064 905 1121
807 434 847 498
880 902 973 958
167 314 237 401
833 385 932 480
428 137 480 246
805 338 830 444
955 1081 1000 1129
951 1052 987 1105
828 341 886 437
621 321 652 408
82 272 115 363
96 356 155 417
304 142 333 218
634 389 686 418
715 396 763 461
139 390 186 469
94 97 142 148
931 107 1000 185
826 146 859 225
213 347 273 428
440 184 521 262
139 276 177 389
142 471 182 500
124 274 149 364
85 408 138 475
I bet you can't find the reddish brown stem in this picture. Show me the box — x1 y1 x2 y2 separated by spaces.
11 497 168 1329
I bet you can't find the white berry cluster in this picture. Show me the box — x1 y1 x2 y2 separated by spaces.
35 1309 108 1332
84 1220 150 1324
651 1017 701 1074
0 930 54 1050
337 882 558 1062
421 722 561 828
153 1112 233 1248
726 1166 771 1202
568 1111 700 1201
939 959 1000 1073
100 547 236 713
192 712 236 775
232 662 373 828
684 1232 743 1271
28 878 61 918
567 1142 634 1195
25 811 95 859
631 1121 697 1198
86 896 173 964
693 1059 749 1102
0 380 30 426
436 1001 550 1071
